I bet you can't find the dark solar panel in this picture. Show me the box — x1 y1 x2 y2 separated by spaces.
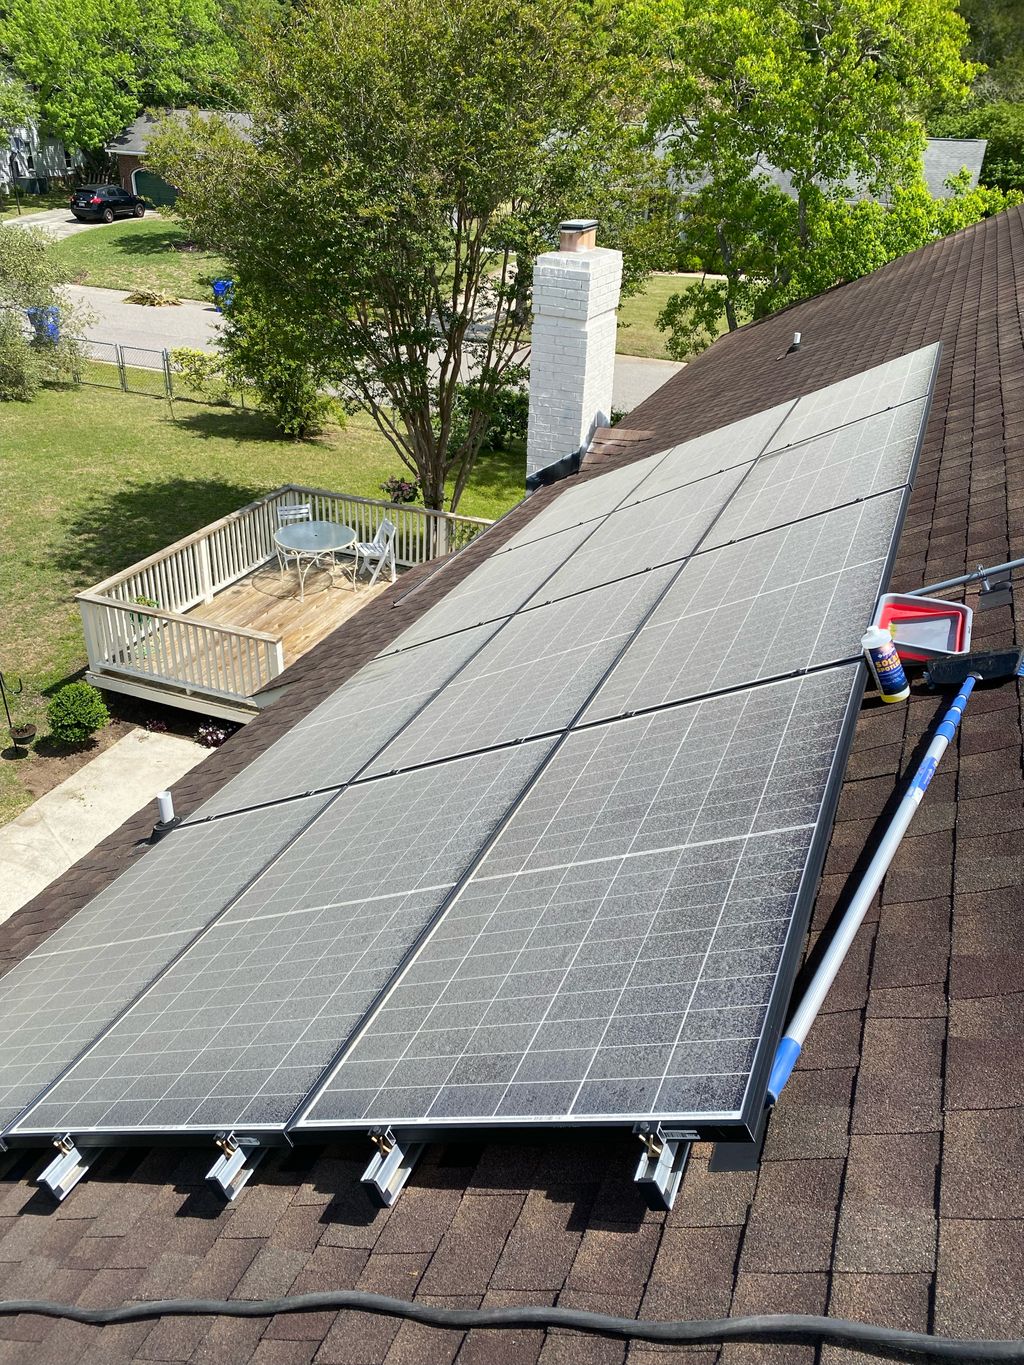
0 795 331 1133
12 741 553 1137
585 492 903 722
295 667 860 1130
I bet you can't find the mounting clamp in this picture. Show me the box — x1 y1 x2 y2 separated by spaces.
38 1134 102 1202
632 1124 694 1211
207 1132 265 1201
361 1127 424 1208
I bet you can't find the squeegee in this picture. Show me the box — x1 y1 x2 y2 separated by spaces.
768 646 1024 1103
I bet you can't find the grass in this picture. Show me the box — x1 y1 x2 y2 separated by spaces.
0 376 522 825
48 216 230 300
616 273 729 361
0 187 74 221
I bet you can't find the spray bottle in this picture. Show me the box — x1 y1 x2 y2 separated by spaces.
862 625 910 703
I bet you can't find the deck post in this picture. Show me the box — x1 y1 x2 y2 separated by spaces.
198 539 214 604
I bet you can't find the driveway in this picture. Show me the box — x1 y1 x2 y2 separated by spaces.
4 205 114 242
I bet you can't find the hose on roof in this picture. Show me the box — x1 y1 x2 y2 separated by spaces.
0 1294 1021 1361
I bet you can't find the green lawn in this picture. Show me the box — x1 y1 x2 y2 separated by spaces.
616 273 728 361
0 187 73 221
48 216 230 300
0 377 521 825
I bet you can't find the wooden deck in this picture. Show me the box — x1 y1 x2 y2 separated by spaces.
187 558 401 670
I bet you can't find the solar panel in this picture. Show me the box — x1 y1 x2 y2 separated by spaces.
703 399 927 552
0 795 330 1134
537 464 748 602
764 344 939 451
295 666 860 1131
623 400 795 502
376 517 599 652
12 741 553 1138
584 492 903 722
195 622 504 817
5 345 938 1160
499 399 795 554
363 568 676 774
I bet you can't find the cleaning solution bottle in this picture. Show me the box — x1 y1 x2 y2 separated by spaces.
862 625 910 703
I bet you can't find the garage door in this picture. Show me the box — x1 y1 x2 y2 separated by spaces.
133 169 177 207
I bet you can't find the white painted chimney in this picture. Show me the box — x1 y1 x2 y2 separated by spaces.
526 219 623 483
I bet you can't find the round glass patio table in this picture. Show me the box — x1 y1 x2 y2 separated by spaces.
273 520 357 600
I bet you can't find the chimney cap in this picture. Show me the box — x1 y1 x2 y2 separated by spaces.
558 219 599 253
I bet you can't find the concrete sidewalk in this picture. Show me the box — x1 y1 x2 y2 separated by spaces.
0 730 208 926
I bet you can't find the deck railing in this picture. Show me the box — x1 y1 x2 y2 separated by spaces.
78 484 492 707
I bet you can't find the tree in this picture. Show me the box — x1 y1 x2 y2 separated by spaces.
1 0 241 157
148 0 662 509
0 66 36 136
637 0 982 349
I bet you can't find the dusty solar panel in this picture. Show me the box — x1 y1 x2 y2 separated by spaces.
764 344 939 451
703 400 927 552
498 454 673 551
195 622 504 817
376 516 599 652
624 399 795 501
12 742 554 1137
364 568 676 773
0 795 330 1134
537 464 748 601
585 492 903 722
296 667 860 1131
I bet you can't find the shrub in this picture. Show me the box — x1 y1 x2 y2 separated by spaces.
0 314 37 401
196 719 238 747
47 682 110 745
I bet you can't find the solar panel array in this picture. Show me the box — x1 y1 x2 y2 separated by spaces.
3 343 939 1147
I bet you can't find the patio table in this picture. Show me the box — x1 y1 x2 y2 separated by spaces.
273 520 357 601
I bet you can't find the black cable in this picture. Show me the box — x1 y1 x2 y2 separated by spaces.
0 1295 1021 1360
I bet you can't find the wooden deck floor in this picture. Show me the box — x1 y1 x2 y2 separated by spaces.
187 558 400 668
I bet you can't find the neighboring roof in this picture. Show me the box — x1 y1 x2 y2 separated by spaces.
2 205 1024 1361
105 109 253 157
669 136 988 202
921 137 988 196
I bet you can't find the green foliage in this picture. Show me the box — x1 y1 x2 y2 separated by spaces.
0 65 36 134
148 0 664 508
957 0 1024 100
657 173 1022 356
46 681 110 745
0 224 87 399
1 0 241 153
636 0 985 348
170 346 230 401
932 100 1024 193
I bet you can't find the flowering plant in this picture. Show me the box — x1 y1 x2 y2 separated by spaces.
380 475 420 504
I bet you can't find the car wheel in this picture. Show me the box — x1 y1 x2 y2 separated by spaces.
133 203 145 218
101 208 114 224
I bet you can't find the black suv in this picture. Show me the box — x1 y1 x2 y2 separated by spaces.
70 184 146 223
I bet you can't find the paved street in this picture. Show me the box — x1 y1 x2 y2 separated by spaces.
63 281 682 408
65 282 222 358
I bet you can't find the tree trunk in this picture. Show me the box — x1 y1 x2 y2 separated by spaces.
715 224 740 331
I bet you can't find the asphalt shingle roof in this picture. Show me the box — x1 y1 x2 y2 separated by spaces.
2 204 1024 1363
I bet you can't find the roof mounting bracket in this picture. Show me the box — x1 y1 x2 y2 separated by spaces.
38 1134 101 1202
361 1128 424 1208
207 1132 265 1201
633 1124 692 1211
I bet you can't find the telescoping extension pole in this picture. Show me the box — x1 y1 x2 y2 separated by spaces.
768 648 1024 1104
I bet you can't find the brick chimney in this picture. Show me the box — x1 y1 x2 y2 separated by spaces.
526 219 623 484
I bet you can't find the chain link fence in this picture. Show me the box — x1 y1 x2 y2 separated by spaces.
64 338 247 407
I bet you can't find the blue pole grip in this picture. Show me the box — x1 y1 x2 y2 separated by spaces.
768 1036 801 1104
